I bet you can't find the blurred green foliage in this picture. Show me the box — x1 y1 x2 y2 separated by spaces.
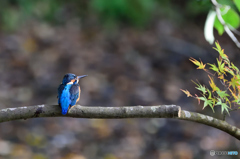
0 0 61 31
204 0 240 44
0 0 211 31
214 6 240 35
185 0 212 16
90 0 156 27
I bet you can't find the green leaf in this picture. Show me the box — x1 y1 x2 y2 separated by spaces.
216 99 230 114
198 96 215 112
229 77 240 90
219 62 225 73
236 74 240 81
216 57 225 74
213 42 228 61
216 90 229 99
214 41 222 52
214 6 240 35
235 99 240 106
214 16 224 35
216 58 222 68
233 0 240 12
218 0 235 6
224 66 234 76
207 89 212 99
215 57 227 76
222 7 240 29
208 75 219 92
195 84 207 94
208 63 219 72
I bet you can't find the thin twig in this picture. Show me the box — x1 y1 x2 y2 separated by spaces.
228 25 240 36
211 0 240 48
223 110 227 121
229 108 239 112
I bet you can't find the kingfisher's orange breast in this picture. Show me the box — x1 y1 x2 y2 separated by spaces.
76 86 81 102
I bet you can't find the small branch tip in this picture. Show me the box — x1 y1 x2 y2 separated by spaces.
178 106 181 117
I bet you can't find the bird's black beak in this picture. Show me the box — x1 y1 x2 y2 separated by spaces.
77 75 87 79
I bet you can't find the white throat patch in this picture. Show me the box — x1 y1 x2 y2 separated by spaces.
67 82 73 85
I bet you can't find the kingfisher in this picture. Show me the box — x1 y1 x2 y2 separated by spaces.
58 73 87 115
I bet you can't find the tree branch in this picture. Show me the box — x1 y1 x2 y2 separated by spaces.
1 104 240 140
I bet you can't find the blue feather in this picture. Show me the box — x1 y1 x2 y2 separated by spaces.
58 84 72 115
58 84 65 104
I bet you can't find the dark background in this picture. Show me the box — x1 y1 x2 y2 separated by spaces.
0 0 239 159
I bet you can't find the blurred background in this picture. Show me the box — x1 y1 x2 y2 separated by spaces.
0 0 239 159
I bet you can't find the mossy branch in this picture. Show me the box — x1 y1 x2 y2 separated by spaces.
0 105 240 140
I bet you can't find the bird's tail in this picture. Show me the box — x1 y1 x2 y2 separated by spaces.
59 96 70 115
62 108 68 115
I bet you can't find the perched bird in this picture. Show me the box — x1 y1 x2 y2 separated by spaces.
58 73 87 115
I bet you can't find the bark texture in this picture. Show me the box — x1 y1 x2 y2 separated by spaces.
0 105 240 140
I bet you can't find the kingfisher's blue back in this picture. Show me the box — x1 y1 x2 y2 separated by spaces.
58 73 87 115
